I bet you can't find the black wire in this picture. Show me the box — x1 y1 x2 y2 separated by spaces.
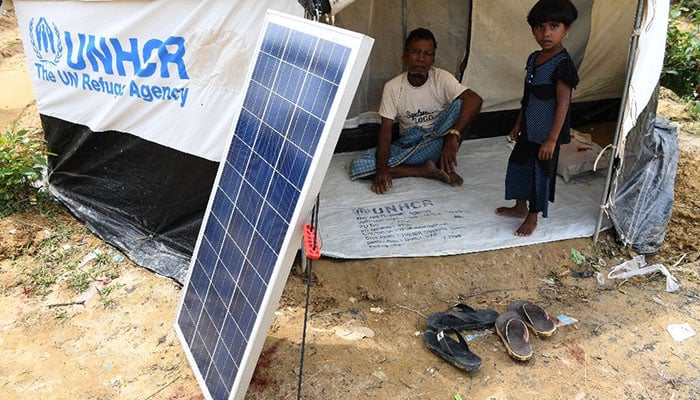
296 195 320 400
311 196 320 250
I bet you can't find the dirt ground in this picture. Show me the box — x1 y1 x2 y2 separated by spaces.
2 4 700 399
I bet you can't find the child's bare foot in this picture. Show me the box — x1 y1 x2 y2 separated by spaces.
448 172 463 187
495 203 528 218
515 213 537 236
423 160 451 184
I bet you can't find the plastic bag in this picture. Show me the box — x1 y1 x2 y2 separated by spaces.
607 255 680 292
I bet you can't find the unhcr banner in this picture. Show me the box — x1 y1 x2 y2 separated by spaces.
14 0 303 161
12 0 305 283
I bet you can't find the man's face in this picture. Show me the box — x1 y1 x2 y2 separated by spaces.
403 38 435 77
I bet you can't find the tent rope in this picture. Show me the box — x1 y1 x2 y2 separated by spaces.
296 195 320 400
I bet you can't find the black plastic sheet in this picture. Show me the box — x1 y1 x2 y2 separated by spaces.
42 115 217 283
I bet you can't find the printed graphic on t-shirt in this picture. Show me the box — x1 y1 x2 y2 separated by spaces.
404 109 438 124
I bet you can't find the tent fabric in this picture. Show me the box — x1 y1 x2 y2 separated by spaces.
594 0 671 244
334 0 472 118
336 0 629 116
620 0 669 139
572 0 632 104
463 0 594 112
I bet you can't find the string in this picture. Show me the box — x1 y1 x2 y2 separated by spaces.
296 195 320 400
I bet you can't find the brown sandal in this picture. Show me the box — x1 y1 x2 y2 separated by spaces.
495 311 533 361
509 300 556 337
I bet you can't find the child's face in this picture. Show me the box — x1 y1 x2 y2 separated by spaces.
531 21 568 52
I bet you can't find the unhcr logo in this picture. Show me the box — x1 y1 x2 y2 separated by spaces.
353 208 372 216
29 17 63 66
353 199 434 216
27 17 189 80
26 16 190 107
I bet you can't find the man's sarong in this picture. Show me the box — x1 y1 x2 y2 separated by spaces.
349 100 462 180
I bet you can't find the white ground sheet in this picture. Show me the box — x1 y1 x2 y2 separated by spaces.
318 136 610 258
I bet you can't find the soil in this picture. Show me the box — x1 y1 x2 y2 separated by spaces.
2 3 699 399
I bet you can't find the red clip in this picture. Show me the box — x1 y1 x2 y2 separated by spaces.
303 224 321 260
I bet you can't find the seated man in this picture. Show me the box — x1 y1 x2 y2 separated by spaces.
349 27 482 194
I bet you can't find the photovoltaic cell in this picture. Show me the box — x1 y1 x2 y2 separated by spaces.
175 10 372 400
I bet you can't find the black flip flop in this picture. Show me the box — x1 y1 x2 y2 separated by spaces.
424 328 482 372
426 303 499 331
495 311 533 361
509 300 556 337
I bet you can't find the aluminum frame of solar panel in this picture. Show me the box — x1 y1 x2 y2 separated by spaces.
174 10 373 400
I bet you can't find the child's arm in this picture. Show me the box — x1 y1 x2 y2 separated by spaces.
538 80 572 160
509 109 523 141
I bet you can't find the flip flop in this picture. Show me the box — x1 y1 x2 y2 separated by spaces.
509 300 556 337
495 311 533 361
426 303 499 331
423 328 483 372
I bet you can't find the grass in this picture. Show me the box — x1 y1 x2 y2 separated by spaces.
23 263 61 296
98 282 125 309
66 269 92 293
14 210 124 307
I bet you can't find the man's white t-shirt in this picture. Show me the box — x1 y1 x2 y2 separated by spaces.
378 67 467 134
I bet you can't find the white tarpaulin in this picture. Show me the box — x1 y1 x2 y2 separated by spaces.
620 0 669 138
319 136 610 258
15 0 302 161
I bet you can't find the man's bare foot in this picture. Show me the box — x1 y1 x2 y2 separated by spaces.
448 172 463 187
422 160 451 183
515 213 537 236
495 204 528 218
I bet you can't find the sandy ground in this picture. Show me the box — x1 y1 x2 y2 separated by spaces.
2 4 700 399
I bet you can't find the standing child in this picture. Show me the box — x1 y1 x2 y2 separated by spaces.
496 0 579 236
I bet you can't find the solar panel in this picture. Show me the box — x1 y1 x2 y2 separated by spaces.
174 10 373 400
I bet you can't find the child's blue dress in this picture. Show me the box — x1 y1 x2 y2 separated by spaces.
504 49 579 217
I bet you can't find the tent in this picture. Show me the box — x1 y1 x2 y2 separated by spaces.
14 0 676 283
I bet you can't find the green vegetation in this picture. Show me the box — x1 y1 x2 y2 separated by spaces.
24 262 62 296
20 232 70 296
66 251 121 294
66 269 93 293
570 247 606 271
0 127 49 217
2 126 123 308
662 1 700 114
17 221 123 307
97 282 125 309
570 248 585 266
